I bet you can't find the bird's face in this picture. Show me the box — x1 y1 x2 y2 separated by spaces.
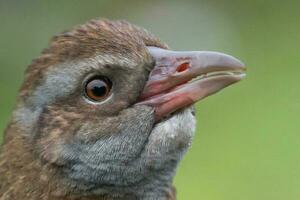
13 20 245 195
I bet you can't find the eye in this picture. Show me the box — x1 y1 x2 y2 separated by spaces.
85 76 112 102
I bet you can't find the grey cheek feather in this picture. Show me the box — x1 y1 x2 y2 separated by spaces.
13 105 42 132
61 107 196 198
61 106 156 187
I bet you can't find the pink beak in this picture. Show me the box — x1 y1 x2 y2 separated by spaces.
137 46 246 121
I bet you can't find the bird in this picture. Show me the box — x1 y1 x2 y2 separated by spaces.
0 19 245 200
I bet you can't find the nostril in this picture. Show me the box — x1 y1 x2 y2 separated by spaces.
176 62 190 73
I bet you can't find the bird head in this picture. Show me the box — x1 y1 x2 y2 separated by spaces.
12 19 245 198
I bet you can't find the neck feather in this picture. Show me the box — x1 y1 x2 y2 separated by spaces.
0 122 176 200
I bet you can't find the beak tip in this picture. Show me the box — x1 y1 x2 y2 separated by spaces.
236 73 247 81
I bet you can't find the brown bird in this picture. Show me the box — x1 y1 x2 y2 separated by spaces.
0 19 245 200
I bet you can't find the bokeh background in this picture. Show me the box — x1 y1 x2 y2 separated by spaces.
0 0 299 199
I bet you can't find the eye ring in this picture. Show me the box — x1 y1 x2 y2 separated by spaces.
84 76 112 102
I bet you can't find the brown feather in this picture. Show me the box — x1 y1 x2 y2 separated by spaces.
0 19 175 200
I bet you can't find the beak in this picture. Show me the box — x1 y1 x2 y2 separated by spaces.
137 46 246 121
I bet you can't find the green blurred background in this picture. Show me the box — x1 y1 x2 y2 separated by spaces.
0 0 299 199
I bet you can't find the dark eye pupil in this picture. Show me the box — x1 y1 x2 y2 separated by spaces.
90 80 107 97
85 76 112 101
